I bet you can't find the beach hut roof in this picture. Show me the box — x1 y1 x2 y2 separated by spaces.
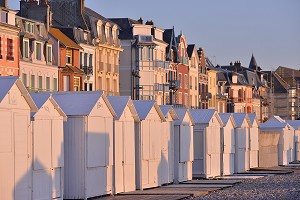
106 96 139 121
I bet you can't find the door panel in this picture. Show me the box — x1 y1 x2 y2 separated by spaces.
14 114 30 200
52 120 64 168
33 120 51 170
52 168 62 198
33 170 51 200
114 121 124 194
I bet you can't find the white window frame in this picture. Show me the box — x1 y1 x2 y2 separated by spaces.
46 44 52 63
23 38 29 59
35 42 42 61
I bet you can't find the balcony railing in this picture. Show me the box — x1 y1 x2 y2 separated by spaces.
137 60 170 70
230 97 245 103
169 80 180 90
83 66 93 76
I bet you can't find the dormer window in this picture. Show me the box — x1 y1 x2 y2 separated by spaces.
35 42 42 60
0 11 8 23
37 24 43 36
25 22 34 34
23 38 29 59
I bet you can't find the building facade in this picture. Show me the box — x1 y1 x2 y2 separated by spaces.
0 3 19 76
187 44 199 108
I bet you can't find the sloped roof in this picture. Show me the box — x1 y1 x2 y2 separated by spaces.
187 44 195 58
260 116 290 129
50 91 115 116
249 54 258 70
0 76 37 111
173 108 194 126
248 113 257 125
109 18 139 40
190 109 219 124
232 113 251 128
133 100 165 121
49 27 82 50
219 113 237 128
159 105 179 120
107 96 139 121
30 92 67 120
286 120 300 130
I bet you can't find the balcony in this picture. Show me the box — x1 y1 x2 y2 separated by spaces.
83 66 93 76
137 60 170 70
154 83 169 92
6 55 14 61
169 80 180 90
230 97 245 103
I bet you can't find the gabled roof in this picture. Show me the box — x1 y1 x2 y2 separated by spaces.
50 91 116 117
260 116 291 129
173 108 195 126
49 27 83 50
0 76 37 111
219 113 237 128
190 109 223 126
159 105 179 120
163 27 179 63
286 120 300 130
232 113 251 128
106 96 139 122
248 113 258 125
109 18 139 40
30 92 67 120
133 100 165 121
187 44 195 58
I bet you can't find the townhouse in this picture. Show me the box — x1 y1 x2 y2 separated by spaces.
187 44 199 108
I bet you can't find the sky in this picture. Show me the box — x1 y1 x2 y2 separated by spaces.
9 0 300 71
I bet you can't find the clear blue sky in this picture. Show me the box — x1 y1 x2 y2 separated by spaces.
9 0 300 70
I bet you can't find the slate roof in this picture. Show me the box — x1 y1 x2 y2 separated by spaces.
133 100 165 121
286 120 300 130
248 113 257 125
249 54 258 70
50 91 115 116
0 76 37 111
109 18 140 40
219 113 232 125
49 27 83 49
190 109 218 124
173 108 194 126
187 44 195 58
163 28 179 63
232 113 251 128
106 96 139 121
159 105 179 120
30 92 67 119
260 116 290 129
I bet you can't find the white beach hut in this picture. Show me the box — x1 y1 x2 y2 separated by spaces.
30 93 67 200
219 113 236 176
52 91 116 199
286 120 300 161
106 96 140 194
190 109 223 178
173 108 194 183
159 105 179 184
232 113 251 173
133 100 166 190
0 77 37 200
260 116 294 166
248 113 259 168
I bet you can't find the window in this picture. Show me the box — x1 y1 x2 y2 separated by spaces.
178 92 182 104
0 11 8 23
35 42 42 60
22 73 27 87
37 24 43 36
31 75 35 89
89 54 93 67
195 77 197 90
46 77 50 91
178 73 182 87
53 78 58 91
38 76 42 89
25 22 34 34
84 53 88 66
0 37 1 58
46 45 52 63
23 39 29 59
63 76 70 91
66 49 72 65
80 52 83 67
184 74 188 89
74 77 80 91
7 39 13 60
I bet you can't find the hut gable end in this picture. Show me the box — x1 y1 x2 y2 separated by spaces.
89 96 114 118
33 99 63 120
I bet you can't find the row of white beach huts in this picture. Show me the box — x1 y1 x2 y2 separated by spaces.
1 76 300 200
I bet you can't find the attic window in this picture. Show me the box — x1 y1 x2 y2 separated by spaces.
25 22 35 34
84 32 88 40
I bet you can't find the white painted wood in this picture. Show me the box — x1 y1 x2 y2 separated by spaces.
14 114 31 200
221 119 235 175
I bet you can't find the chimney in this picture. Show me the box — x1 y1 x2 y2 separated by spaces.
145 20 154 26
0 0 8 8
137 17 143 24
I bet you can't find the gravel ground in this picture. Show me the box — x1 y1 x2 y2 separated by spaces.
194 167 300 200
